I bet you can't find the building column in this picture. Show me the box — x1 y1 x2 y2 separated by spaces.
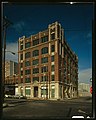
55 82 59 99
38 86 41 98
23 85 25 96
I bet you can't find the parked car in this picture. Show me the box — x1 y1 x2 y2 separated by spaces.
13 94 27 99
5 94 14 98
5 94 9 98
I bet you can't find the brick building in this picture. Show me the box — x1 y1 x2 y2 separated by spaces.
18 21 78 100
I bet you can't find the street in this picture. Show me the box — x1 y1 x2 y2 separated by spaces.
3 97 92 119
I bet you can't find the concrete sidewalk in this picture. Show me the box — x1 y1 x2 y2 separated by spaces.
3 99 27 108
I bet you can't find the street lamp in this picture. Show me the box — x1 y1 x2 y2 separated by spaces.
2 16 13 103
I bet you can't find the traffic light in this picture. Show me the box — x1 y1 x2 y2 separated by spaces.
90 86 92 94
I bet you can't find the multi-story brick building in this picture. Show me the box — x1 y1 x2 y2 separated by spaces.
18 21 78 100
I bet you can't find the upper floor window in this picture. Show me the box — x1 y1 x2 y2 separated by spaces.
41 76 48 82
33 39 39 46
25 61 31 67
20 54 23 60
25 52 31 59
51 65 55 71
25 77 31 83
25 42 31 48
32 59 39 65
41 36 48 43
21 71 23 75
51 75 55 81
21 78 23 83
51 45 55 52
33 77 39 82
20 63 23 68
25 69 31 75
32 50 39 57
51 33 55 40
41 47 48 54
51 56 54 62
33 68 39 74
20 45 23 50
41 57 48 63
41 66 48 73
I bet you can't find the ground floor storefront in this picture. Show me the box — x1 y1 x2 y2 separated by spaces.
16 82 78 100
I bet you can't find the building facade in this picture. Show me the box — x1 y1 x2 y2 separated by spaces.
5 60 18 77
78 83 92 97
5 60 18 95
18 21 78 100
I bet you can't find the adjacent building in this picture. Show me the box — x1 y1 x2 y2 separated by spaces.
5 60 18 95
78 83 92 97
18 21 78 100
5 60 18 77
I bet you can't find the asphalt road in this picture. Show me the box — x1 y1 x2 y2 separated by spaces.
3 97 92 119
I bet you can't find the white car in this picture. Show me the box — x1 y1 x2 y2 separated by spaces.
13 94 26 99
5 94 9 98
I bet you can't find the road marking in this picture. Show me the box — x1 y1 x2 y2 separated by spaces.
72 116 84 118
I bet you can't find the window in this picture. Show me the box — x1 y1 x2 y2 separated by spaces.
41 47 48 54
41 76 48 82
21 78 23 83
51 75 55 81
25 61 31 67
51 56 54 62
41 66 48 73
41 36 48 43
20 63 23 68
51 88 55 98
21 71 23 75
33 77 39 82
33 39 39 46
20 54 23 60
51 33 55 40
25 78 31 83
25 87 31 95
32 50 39 57
41 88 48 96
25 69 31 75
33 68 39 74
51 45 55 52
32 59 39 65
25 52 31 59
51 65 55 71
20 45 23 50
25 42 31 48
41 57 48 63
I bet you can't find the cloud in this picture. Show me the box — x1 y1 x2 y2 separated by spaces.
78 68 92 84
12 21 26 33
5 42 18 62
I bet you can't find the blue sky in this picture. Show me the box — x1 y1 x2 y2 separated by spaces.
3 3 93 84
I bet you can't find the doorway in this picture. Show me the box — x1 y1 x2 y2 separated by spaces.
34 86 38 97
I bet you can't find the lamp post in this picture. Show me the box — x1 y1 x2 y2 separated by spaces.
3 16 13 103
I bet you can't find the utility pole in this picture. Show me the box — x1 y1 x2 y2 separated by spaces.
2 16 13 103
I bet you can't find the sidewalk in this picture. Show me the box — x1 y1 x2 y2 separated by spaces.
3 99 27 108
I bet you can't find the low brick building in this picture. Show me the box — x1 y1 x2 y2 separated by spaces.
18 21 78 100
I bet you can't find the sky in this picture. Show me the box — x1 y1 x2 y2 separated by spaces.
3 3 94 84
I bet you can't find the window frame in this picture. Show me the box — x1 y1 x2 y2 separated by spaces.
41 47 48 54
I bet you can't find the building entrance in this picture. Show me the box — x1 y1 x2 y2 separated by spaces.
34 86 38 97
